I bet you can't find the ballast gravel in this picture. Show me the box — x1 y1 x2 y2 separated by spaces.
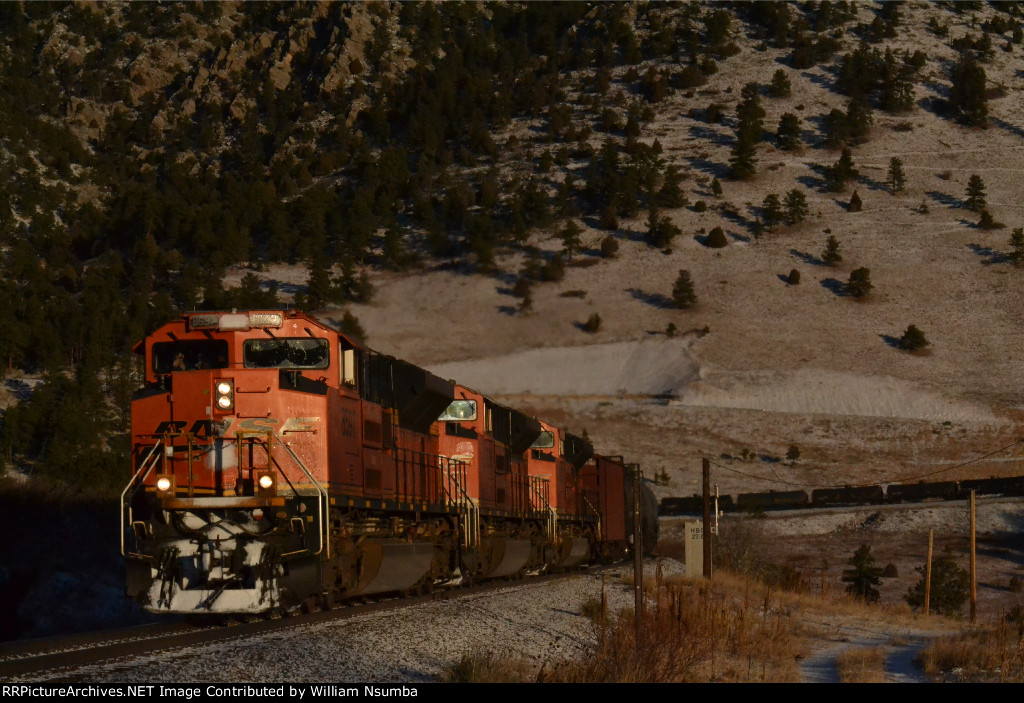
24 560 684 683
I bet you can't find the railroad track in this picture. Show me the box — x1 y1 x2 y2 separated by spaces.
0 568 593 681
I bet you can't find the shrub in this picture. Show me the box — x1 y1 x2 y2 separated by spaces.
579 596 605 623
882 563 898 578
822 235 842 265
599 205 619 230
693 200 708 213
785 445 800 462
978 209 1004 230
582 313 601 333
599 235 619 258
512 278 532 299
787 269 801 285
847 267 872 298
705 226 728 248
665 322 677 337
898 324 929 351
710 178 723 197
647 215 681 248
905 551 970 615
540 255 566 282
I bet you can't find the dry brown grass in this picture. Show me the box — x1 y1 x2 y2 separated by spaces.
442 651 534 683
542 571 805 683
836 647 887 683
918 616 1024 683
445 565 807 683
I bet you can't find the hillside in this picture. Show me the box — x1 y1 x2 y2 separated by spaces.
2 1 1024 501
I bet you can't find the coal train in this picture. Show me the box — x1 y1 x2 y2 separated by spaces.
121 310 657 614
661 475 1024 515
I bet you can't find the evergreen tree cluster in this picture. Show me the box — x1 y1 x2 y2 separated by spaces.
0 2 752 486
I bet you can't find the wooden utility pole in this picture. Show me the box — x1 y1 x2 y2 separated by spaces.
925 529 934 616
702 458 712 580
633 464 643 644
970 490 977 623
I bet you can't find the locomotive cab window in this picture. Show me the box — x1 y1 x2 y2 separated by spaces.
531 431 555 449
438 399 477 421
340 345 357 387
153 340 229 374
243 338 330 369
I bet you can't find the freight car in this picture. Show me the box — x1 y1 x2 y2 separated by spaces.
659 475 1024 517
885 480 959 503
121 310 653 614
658 493 734 515
736 489 809 512
958 476 1024 498
811 485 884 507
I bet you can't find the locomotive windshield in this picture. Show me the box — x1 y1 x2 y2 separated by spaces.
438 399 477 421
153 340 229 373
530 431 555 449
243 338 330 369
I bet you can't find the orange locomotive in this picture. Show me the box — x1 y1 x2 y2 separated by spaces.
122 310 650 614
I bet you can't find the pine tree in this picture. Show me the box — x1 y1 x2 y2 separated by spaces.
672 270 697 309
729 82 765 180
762 193 783 229
845 95 874 144
879 48 915 112
827 147 859 191
658 164 687 208
710 177 723 197
965 174 986 211
822 235 843 265
842 545 882 602
776 113 801 151
888 157 906 194
560 219 583 259
1009 227 1024 266
768 68 792 97
949 50 989 127
847 267 873 298
822 108 849 148
848 190 862 212
646 211 681 248
784 189 808 225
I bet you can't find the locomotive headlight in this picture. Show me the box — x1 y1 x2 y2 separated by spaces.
256 470 277 497
214 378 234 412
155 474 174 497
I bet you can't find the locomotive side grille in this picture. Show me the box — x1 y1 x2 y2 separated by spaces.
366 468 382 490
364 419 383 446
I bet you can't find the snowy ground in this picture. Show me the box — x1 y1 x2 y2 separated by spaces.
15 563 682 683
